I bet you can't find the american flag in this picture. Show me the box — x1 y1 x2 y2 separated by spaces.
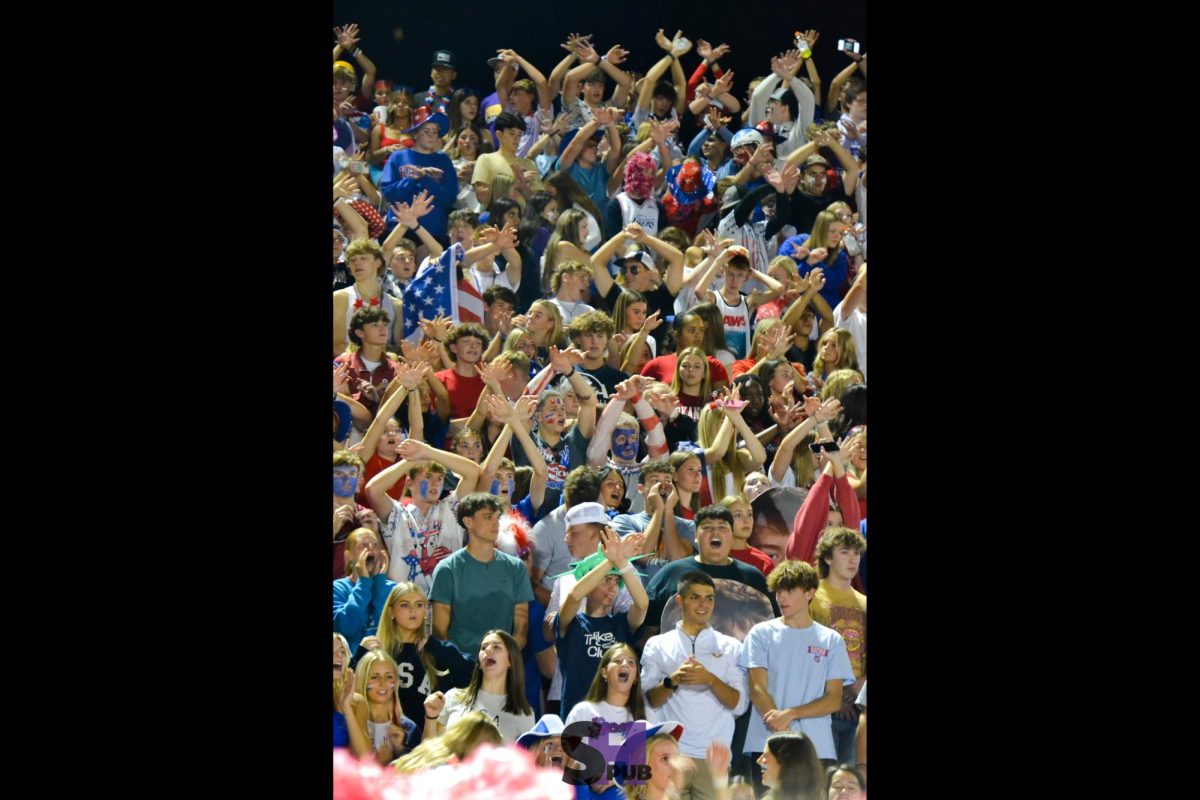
401 244 486 342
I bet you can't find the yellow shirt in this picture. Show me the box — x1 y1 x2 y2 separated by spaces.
470 151 543 193
810 580 866 679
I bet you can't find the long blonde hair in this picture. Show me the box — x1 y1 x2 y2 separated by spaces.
393 710 502 772
377 583 449 692
670 346 712 400
527 299 566 350
624 733 682 800
542 209 587 294
812 328 859 376
699 405 744 502
354 649 404 726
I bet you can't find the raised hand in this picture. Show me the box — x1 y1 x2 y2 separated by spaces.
712 69 735 97
575 42 601 64
416 339 441 364
334 24 361 50
763 167 786 193
613 377 641 402
478 360 513 388
548 346 586 374
562 32 593 53
423 690 446 719
623 222 646 242
707 741 732 779
671 33 692 57
769 328 796 359
397 438 430 461
600 527 625 566
641 309 664 334
496 224 519 250
807 266 826 292
487 393 516 423
655 29 673 53
801 29 821 47
620 531 648 561
806 247 828 265
513 395 537 425
780 48 803 76
814 397 841 423
333 362 352 395
605 44 630 66
781 164 802 193
648 119 669 146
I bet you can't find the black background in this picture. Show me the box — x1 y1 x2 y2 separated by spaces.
331 0 867 109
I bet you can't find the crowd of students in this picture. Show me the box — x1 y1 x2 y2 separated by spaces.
332 18 868 800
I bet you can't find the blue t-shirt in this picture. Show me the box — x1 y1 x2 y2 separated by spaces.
554 611 635 715
779 233 850 310
429 548 535 656
523 598 553 715
562 161 610 217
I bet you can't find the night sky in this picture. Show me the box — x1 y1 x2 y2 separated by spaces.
331 0 867 109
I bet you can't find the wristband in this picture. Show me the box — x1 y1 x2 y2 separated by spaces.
352 48 363 58
618 562 635 574
600 54 608 63
629 392 642 405
561 367 576 379
426 714 439 720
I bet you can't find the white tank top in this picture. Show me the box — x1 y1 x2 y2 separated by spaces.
711 290 751 360
616 193 660 239
339 286 401 350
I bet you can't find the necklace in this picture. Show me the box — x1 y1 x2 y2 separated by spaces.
353 284 382 311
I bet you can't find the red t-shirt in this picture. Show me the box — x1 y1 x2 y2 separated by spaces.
640 354 730 386
731 544 776 577
363 452 406 502
435 368 486 419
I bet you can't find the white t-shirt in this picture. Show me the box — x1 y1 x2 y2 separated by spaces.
738 618 855 758
466 264 518 295
439 686 535 744
832 304 867 382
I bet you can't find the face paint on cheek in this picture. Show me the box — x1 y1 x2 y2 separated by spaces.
490 479 501 494
333 475 358 497
420 479 430 499
612 433 639 461
508 479 515 496
543 412 564 426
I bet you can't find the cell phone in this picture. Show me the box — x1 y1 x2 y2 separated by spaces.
349 161 369 174
809 441 841 453
838 39 861 54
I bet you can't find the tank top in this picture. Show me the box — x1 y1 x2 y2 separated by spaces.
616 193 660 238
711 291 751 360
339 286 401 350
379 126 409 150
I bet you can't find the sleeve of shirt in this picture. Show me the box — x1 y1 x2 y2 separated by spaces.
469 154 494 187
722 636 751 717
332 579 371 638
545 578 563 628
427 638 477 687
744 625 769 670
532 516 556 572
610 514 638 536
639 637 666 690
709 358 730 384
428 558 455 605
855 682 867 708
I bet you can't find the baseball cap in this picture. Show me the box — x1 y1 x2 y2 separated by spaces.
431 49 457 70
